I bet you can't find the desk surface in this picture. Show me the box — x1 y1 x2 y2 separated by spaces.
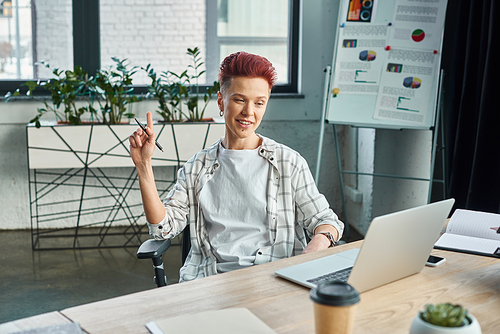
3 241 499 334
56 241 500 334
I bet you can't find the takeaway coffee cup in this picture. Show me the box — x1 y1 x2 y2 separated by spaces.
310 280 360 334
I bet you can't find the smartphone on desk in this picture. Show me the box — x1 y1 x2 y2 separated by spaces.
426 255 446 267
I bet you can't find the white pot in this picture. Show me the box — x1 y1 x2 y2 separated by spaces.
409 314 482 334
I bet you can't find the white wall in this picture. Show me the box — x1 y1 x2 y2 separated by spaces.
35 0 73 78
371 129 432 221
343 128 375 235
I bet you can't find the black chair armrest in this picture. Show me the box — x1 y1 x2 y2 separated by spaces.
137 239 172 259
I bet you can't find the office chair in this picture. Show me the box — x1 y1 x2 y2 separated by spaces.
136 229 191 287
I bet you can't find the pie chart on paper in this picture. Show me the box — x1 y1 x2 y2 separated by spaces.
359 50 377 61
403 77 422 89
411 29 425 42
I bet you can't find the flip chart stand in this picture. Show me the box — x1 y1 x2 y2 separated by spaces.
315 69 447 239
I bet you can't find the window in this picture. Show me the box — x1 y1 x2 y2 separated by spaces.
206 0 299 93
0 0 299 95
99 0 208 86
0 0 74 95
0 1 34 79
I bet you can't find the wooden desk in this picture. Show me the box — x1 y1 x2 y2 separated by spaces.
55 241 500 333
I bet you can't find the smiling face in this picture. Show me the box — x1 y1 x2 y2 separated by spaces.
217 76 271 150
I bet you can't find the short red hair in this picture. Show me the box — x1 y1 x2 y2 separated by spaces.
218 52 278 93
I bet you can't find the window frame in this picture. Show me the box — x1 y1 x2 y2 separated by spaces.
206 0 299 94
0 0 300 97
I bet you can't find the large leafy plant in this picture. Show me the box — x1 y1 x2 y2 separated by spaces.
183 47 220 122
5 61 96 128
143 65 187 123
5 49 217 126
88 57 140 124
144 47 219 123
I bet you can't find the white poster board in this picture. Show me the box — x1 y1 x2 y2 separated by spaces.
326 0 448 130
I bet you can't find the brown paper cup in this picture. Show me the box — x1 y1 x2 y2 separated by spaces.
313 302 358 334
310 280 360 334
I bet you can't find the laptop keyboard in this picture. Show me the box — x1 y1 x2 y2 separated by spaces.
306 266 353 285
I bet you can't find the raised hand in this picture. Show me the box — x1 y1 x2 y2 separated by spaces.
129 112 157 167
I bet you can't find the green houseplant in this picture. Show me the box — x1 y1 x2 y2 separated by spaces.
143 64 185 123
409 303 482 334
88 57 141 124
5 57 141 127
182 47 220 122
5 61 97 127
143 47 220 123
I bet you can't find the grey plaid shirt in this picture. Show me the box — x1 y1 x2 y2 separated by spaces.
148 134 344 282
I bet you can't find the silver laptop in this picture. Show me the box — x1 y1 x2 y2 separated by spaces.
275 198 455 293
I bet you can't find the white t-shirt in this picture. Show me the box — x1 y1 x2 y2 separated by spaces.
199 142 270 273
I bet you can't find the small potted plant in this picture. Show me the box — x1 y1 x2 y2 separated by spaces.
409 303 482 334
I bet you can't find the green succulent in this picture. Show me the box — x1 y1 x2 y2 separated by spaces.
419 303 469 327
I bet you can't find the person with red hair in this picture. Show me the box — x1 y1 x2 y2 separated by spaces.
130 52 343 282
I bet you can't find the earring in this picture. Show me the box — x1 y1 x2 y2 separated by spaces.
219 109 224 117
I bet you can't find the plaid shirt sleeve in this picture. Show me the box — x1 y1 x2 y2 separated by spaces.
292 153 344 238
147 165 191 241
255 139 344 264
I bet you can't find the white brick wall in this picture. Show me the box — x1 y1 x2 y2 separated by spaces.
33 0 207 84
34 0 73 78
99 0 207 85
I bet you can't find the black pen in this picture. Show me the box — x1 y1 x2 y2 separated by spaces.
134 117 164 152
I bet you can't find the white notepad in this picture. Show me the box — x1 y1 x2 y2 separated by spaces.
146 308 276 334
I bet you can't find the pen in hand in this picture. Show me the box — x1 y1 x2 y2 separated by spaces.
134 117 164 152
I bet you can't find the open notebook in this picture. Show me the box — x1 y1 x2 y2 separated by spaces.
434 209 500 257
275 199 455 293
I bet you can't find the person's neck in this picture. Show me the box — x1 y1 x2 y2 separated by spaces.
222 134 261 150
